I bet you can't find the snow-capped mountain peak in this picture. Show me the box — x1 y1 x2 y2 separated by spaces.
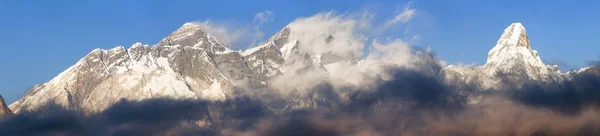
158 22 231 53
484 23 559 80
496 23 530 48
443 23 563 92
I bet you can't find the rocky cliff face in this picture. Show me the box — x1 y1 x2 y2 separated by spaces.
0 94 12 118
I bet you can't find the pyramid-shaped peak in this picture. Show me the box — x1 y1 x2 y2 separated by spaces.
484 22 556 80
487 22 536 63
168 22 207 38
179 22 203 30
497 22 530 49
510 22 523 27
158 22 228 50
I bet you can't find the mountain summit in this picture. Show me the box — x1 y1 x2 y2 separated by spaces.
445 23 562 91
484 23 559 80
157 23 232 53
491 23 531 49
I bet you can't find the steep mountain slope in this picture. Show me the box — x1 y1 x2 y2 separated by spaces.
10 23 251 112
445 23 562 91
0 94 12 118
483 23 560 81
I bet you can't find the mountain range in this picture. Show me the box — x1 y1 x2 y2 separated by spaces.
3 22 599 132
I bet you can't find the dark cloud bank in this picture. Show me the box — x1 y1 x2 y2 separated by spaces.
2 55 600 136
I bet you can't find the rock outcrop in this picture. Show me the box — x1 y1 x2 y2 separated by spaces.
0 94 12 118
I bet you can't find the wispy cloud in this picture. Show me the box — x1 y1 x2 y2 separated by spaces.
254 10 274 23
191 20 246 47
411 34 420 41
190 3 418 50
189 10 276 49
252 10 275 46
384 3 416 27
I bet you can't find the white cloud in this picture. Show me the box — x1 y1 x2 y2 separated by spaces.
269 11 370 95
384 3 416 27
188 10 276 48
325 39 426 88
187 1 418 54
251 10 275 46
254 10 274 24
266 6 440 97
191 20 247 47
286 11 368 57
412 35 420 41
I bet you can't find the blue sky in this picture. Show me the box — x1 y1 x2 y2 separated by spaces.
0 0 599 103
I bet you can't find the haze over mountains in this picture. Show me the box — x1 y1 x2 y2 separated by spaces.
1 16 599 135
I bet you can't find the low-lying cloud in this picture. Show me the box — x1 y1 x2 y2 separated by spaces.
3 66 600 136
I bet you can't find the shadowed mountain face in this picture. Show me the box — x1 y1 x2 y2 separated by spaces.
3 22 600 136
583 66 600 75
0 95 12 118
